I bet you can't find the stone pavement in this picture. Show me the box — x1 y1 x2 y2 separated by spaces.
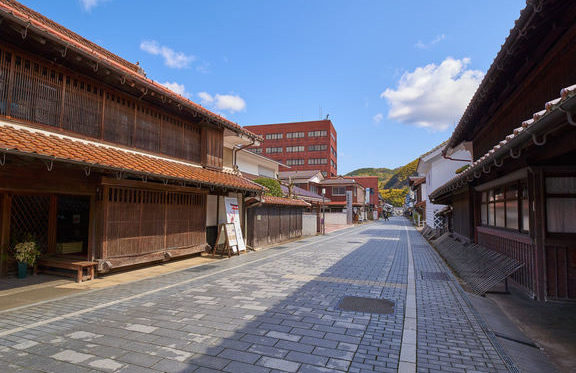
0 218 559 372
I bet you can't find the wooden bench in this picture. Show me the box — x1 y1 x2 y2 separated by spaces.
37 258 97 283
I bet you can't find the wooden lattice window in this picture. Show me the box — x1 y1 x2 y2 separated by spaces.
182 123 202 163
0 45 220 165
62 77 101 137
202 127 223 169
8 53 63 127
133 105 161 153
10 195 50 252
103 93 134 146
0 48 11 116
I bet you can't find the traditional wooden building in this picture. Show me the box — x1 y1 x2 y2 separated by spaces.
430 1 576 301
246 196 309 249
0 0 263 276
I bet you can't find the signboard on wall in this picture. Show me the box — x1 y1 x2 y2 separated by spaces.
224 197 246 252
346 191 353 225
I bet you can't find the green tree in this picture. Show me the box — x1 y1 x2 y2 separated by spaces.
253 178 284 197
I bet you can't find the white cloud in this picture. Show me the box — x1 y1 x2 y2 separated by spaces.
198 92 214 104
415 34 446 50
79 0 109 11
373 113 384 125
140 40 195 69
198 92 246 113
381 57 483 131
161 81 191 98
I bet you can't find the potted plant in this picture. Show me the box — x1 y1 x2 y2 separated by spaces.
14 239 41 278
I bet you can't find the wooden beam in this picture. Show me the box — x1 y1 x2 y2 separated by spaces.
100 177 207 194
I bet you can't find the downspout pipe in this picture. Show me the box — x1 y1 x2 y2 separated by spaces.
232 139 256 172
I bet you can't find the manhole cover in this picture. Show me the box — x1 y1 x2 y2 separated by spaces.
337 296 395 314
421 271 450 281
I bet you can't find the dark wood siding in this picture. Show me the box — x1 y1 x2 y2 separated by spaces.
103 185 206 259
452 191 472 240
247 205 304 248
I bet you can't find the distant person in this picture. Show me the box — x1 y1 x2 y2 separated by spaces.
384 211 389 221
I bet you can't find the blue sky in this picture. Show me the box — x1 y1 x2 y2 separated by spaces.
19 0 525 174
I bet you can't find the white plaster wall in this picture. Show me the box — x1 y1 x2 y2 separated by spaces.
206 194 218 226
424 148 470 228
302 214 318 236
324 212 348 225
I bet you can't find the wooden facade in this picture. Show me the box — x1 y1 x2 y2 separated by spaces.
246 197 307 249
0 0 262 277
431 1 576 301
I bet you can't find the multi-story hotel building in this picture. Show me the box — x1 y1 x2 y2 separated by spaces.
244 120 337 177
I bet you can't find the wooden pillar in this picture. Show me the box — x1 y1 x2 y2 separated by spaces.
0 194 12 278
88 194 97 262
101 185 110 260
47 195 58 254
532 168 547 301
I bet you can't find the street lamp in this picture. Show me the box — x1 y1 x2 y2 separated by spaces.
321 188 326 235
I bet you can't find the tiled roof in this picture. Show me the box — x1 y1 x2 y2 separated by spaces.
278 170 323 179
409 177 425 187
0 122 264 192
446 1 574 151
280 185 329 202
430 83 576 201
247 196 310 207
321 177 362 186
0 0 261 143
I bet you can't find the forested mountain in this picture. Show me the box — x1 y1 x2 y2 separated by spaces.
346 160 418 207
346 159 418 190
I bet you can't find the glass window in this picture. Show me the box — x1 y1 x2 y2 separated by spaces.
506 198 519 230
332 186 345 195
489 203 496 226
266 147 283 153
286 159 304 166
547 198 576 233
481 183 528 232
308 130 327 137
546 176 576 233
308 144 327 151
286 132 305 139
521 184 529 232
286 146 304 153
481 192 488 225
546 177 576 194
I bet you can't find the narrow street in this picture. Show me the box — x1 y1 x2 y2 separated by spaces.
0 218 551 372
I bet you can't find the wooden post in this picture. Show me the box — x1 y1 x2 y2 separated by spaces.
88 194 96 262
101 185 110 260
0 194 12 278
47 195 58 254
532 168 547 301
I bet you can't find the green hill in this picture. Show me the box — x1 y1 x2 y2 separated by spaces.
346 159 418 190
345 167 396 187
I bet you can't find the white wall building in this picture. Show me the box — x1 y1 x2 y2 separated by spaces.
417 142 471 229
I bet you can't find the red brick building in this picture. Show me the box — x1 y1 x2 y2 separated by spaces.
244 120 337 177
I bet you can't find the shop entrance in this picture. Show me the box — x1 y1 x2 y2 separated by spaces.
56 195 90 258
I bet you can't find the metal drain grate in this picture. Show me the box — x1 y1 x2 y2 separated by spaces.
421 271 450 281
337 296 395 314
